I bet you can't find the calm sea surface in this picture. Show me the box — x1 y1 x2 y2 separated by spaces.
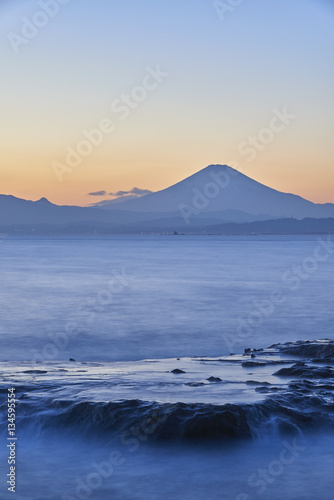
1 234 334 499
1 235 333 362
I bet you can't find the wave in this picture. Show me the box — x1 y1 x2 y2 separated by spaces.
4 388 334 443
2 339 334 443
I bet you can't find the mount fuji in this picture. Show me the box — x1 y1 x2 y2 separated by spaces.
96 164 334 221
1 165 333 233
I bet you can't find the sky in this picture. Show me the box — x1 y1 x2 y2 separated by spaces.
0 0 333 206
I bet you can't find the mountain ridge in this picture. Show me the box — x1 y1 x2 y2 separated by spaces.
1 164 333 231
103 164 332 219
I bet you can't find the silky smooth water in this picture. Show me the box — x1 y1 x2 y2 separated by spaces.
1 235 334 499
0 435 332 500
0 235 333 362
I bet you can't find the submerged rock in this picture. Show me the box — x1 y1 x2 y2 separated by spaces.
185 382 205 387
255 386 280 393
246 380 270 385
23 370 47 374
242 361 267 367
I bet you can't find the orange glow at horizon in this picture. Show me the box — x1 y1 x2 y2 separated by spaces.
1 153 333 207
0 0 333 208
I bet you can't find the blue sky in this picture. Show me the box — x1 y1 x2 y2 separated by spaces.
0 0 333 205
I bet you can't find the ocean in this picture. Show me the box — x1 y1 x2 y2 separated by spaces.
0 235 333 499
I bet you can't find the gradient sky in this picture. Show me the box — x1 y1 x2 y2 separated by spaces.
0 0 333 206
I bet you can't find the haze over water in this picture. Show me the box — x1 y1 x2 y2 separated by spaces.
1 235 333 362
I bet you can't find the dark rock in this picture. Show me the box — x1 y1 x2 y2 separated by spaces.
312 358 334 365
255 386 280 393
242 361 267 368
277 340 334 360
181 404 252 440
207 376 222 382
185 382 205 387
274 363 334 379
23 370 47 374
246 380 270 385
171 369 186 374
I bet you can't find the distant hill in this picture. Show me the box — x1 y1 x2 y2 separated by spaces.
1 218 333 236
204 217 334 235
0 194 177 226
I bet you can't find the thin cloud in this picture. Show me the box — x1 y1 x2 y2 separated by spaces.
88 191 107 196
109 187 153 197
88 187 153 203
